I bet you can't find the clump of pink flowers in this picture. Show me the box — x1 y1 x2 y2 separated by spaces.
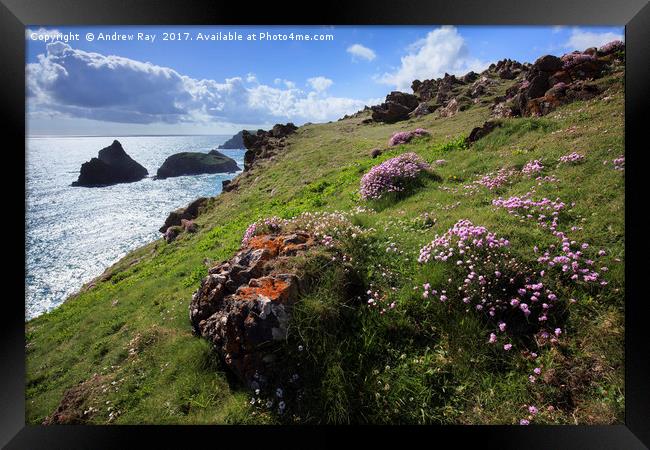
558 152 585 164
598 40 624 55
521 160 544 176
418 220 565 353
475 168 516 190
560 52 596 70
612 155 625 171
418 219 509 264
241 209 373 247
360 152 431 200
388 128 430 146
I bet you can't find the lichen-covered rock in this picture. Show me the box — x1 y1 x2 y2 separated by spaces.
189 233 317 385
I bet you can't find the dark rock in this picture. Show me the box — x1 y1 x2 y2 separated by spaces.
164 226 182 243
461 71 479 83
548 70 572 86
159 197 208 233
72 140 148 187
526 74 550 99
371 91 419 123
370 148 383 158
218 131 247 149
583 47 598 56
466 120 502 145
242 123 298 171
533 55 563 73
156 151 239 179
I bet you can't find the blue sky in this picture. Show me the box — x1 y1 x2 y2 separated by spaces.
26 25 623 136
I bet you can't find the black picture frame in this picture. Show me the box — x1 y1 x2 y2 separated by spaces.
3 0 649 447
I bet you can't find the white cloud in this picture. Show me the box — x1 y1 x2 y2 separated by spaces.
378 26 488 91
564 29 624 50
27 43 374 127
551 26 565 34
347 43 376 61
274 78 296 89
307 76 333 92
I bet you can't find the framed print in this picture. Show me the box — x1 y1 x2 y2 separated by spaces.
2 0 649 447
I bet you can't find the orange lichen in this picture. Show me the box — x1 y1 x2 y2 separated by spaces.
248 235 283 256
237 277 291 302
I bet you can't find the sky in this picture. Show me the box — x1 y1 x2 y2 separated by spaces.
26 25 624 136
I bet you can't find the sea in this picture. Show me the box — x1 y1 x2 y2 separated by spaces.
25 135 245 320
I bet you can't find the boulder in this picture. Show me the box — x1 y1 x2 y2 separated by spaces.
155 151 239 179
437 98 459 118
159 197 208 233
408 102 435 118
533 55 563 73
466 120 502 145
526 74 550 99
72 140 148 187
461 71 479 84
189 233 318 385
370 91 419 123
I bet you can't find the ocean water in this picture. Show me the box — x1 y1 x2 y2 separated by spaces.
26 135 245 320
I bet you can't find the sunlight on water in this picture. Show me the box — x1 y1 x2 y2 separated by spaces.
25 135 245 320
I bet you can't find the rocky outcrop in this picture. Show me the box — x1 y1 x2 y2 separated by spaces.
218 131 247 149
490 58 525 80
189 233 317 385
159 197 208 234
72 140 148 187
412 73 465 105
491 42 623 118
242 123 298 171
370 91 419 123
155 151 239 179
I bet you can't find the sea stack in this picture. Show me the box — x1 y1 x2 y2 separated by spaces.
155 150 240 179
72 140 148 187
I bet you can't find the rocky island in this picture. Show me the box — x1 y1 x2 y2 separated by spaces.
71 140 148 187
155 150 240 179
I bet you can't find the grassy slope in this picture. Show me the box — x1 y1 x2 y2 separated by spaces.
26 69 624 425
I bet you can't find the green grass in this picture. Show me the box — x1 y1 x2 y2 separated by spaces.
25 69 624 425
